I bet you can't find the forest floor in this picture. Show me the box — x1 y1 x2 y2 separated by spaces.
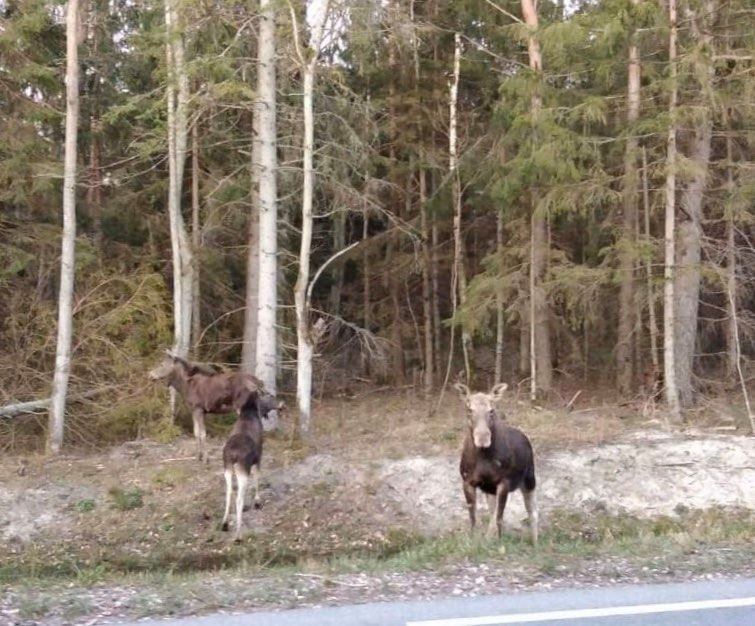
2 387 755 625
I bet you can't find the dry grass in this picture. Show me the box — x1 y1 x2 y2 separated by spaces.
308 387 640 460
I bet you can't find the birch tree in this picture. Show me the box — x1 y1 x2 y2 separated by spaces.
254 0 279 408
449 32 471 383
290 0 331 435
165 0 194 360
48 0 80 454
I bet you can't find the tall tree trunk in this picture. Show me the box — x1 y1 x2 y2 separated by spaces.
294 65 315 435
85 0 103 245
725 135 737 377
494 211 504 384
291 0 329 435
642 147 659 373
617 4 641 396
521 0 551 397
328 208 346 318
663 0 682 421
674 1 714 407
241 125 260 373
191 121 201 348
255 0 279 410
362 191 371 333
449 33 471 383
420 164 434 395
48 0 80 454
165 0 194 362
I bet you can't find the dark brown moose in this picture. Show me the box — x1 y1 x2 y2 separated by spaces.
148 350 267 463
221 390 283 541
455 382 539 544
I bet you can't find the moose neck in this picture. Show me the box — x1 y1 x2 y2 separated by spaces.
167 364 192 398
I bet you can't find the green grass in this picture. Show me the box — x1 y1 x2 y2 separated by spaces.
2 508 753 588
107 486 144 511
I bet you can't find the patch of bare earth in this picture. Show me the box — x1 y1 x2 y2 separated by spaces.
1 393 754 625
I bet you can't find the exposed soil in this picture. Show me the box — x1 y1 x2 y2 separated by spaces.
1 392 754 625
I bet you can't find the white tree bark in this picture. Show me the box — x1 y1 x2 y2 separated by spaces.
48 0 80 454
241 121 261 373
291 0 329 435
663 0 682 421
165 0 194 361
255 0 279 409
449 32 471 383
191 121 201 348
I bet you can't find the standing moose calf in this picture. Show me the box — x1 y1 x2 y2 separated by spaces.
455 382 539 544
221 390 283 541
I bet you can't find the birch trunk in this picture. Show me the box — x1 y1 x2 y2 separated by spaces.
255 0 279 409
48 0 80 454
449 33 471 383
165 0 194 360
617 3 641 396
291 0 329 435
663 0 682 421
241 126 260 373
674 1 714 407
521 0 551 396
294 65 315 434
191 121 201 348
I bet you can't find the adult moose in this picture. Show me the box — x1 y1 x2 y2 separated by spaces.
148 350 267 463
455 382 539 544
221 389 283 541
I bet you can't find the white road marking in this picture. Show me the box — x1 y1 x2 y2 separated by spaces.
406 596 755 626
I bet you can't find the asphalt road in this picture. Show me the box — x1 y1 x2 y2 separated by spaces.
127 577 755 626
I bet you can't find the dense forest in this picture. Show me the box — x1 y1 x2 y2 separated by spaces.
1 0 753 450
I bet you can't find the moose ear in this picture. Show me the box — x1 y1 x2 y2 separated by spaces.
454 382 471 402
491 382 508 402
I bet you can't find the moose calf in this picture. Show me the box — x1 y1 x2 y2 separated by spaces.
455 382 538 544
221 390 283 541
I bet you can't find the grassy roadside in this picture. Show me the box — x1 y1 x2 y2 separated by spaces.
3 508 755 623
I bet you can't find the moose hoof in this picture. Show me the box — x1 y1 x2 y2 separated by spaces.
242 504 251 512
254 500 263 510
220 522 229 532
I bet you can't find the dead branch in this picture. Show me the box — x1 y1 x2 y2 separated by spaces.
0 388 107 419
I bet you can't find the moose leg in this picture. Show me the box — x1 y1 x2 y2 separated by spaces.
491 482 509 539
192 408 208 464
486 494 498 536
251 465 262 510
522 488 539 545
220 467 233 532
462 481 476 532
234 464 249 542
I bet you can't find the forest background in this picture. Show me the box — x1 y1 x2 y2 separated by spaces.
1 0 754 452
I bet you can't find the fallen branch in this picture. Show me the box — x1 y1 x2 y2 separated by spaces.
0 388 106 419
